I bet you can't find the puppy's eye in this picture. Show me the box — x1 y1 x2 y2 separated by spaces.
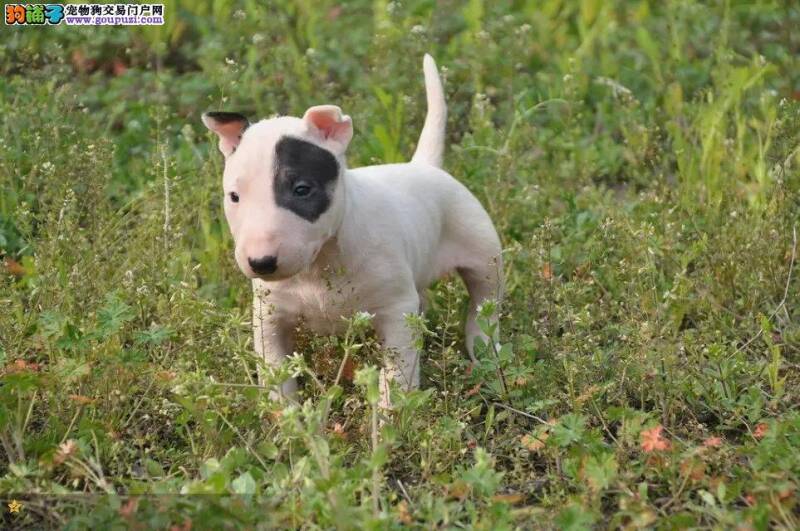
293 183 311 197
229 192 240 203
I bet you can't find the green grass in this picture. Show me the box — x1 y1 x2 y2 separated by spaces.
1 0 800 528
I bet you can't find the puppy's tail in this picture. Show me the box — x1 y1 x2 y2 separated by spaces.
411 54 446 168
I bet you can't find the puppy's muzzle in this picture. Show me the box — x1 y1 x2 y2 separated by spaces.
248 255 278 275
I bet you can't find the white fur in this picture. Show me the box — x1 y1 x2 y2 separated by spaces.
412 54 447 167
204 54 503 405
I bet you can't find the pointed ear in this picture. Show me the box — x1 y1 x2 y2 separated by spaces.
302 105 353 153
201 112 249 157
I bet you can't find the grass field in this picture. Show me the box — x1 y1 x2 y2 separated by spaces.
2 0 800 528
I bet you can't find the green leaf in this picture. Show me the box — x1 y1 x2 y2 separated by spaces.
231 471 256 496
200 458 220 480
53 357 91 384
39 311 66 339
133 324 173 346
257 441 279 460
698 489 716 507
585 452 618 491
145 458 163 478
96 292 135 338
552 414 587 447
354 366 379 405
556 503 596 530
459 447 503 497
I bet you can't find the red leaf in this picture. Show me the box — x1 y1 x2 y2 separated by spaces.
640 425 670 452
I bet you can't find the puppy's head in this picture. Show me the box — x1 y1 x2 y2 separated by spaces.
202 105 352 280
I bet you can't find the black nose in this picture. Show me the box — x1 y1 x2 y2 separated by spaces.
248 255 278 275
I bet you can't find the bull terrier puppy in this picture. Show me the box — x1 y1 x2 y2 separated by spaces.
202 54 502 406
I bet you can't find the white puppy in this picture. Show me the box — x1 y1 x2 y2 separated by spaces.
202 54 502 404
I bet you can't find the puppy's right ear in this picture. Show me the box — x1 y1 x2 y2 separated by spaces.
303 105 353 154
201 112 249 157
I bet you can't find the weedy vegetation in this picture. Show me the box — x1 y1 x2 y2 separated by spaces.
1 0 800 528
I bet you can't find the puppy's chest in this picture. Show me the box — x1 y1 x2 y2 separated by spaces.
260 268 367 334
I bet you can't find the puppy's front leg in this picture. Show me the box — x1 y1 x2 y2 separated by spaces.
373 297 421 409
252 295 297 401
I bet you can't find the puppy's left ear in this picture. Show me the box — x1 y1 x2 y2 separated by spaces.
202 112 249 157
303 105 353 153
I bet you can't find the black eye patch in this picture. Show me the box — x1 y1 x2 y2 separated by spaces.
273 136 339 222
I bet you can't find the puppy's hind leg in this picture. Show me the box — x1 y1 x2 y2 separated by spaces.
457 254 503 362
373 293 423 410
